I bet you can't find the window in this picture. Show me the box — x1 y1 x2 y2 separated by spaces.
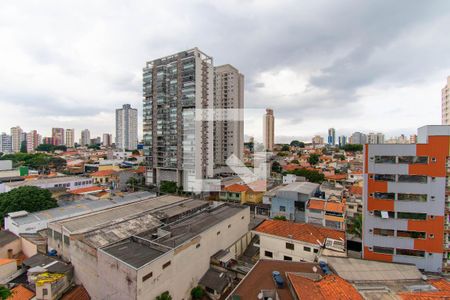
265 251 273 258
286 242 294 250
398 156 428 164
196 244 201 248
313 248 319 253
217 231 221 235
54 231 62 241
162 261 171 269
398 175 427 183
374 174 396 182
374 210 395 218
397 230 426 239
303 246 311 252
284 256 292 261
43 289 48 296
397 212 427 220
142 272 153 282
279 206 286 212
374 192 395 200
47 228 53 238
375 156 396 164
373 246 394 254
63 235 70 245
396 248 425 257
295 201 306 212
228 224 231 228
373 228 394 237
397 193 427 202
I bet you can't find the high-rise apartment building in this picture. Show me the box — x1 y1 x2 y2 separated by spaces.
338 135 347 147
410 134 418 144
328 128 336 145
103 133 112 147
116 104 138 150
263 108 275 151
0 133 12 154
368 132 385 144
26 130 40 152
10 126 23 153
80 129 91 146
143 48 214 188
442 76 450 125
65 129 75 148
350 132 367 145
312 135 324 145
363 125 450 273
213 64 244 167
52 128 65 146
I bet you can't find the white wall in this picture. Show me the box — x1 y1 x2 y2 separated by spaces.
258 234 320 262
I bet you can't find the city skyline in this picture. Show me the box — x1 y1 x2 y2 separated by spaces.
1 1 450 141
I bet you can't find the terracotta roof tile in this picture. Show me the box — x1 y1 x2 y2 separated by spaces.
0 258 16 266
308 199 325 210
224 184 249 193
62 285 90 300
69 186 106 194
254 219 345 245
349 186 363 196
9 285 35 300
90 170 117 177
325 202 345 214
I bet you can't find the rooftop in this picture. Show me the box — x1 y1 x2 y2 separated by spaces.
69 186 107 195
9 284 35 300
254 219 345 246
229 259 323 300
4 176 87 188
0 230 19 247
277 181 319 195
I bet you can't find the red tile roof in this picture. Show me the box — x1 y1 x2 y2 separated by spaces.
283 164 302 171
0 258 16 266
325 201 345 214
349 186 363 196
62 285 90 300
288 273 363 300
69 186 106 195
224 183 248 193
90 170 117 177
325 174 348 181
9 285 35 300
130 166 146 174
308 199 326 210
254 219 345 245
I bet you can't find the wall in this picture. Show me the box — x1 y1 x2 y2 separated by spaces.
21 237 38 258
258 234 320 262
0 239 21 258
0 260 17 280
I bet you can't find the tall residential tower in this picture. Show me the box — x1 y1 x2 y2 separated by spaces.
65 129 75 148
115 104 138 150
442 76 450 125
263 109 274 151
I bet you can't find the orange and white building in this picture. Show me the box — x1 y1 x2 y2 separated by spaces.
363 125 450 273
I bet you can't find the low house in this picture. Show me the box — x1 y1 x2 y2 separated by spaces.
306 198 346 230
89 169 117 185
270 182 320 222
253 219 346 262
198 268 232 300
219 181 265 205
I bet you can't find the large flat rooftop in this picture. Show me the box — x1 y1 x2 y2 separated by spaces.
277 181 319 195
4 176 87 188
52 195 188 234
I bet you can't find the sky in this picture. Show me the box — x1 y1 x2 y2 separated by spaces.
0 0 449 143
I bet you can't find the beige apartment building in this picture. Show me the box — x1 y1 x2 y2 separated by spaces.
10 126 22 153
263 108 274 151
65 129 75 148
442 76 450 125
214 64 244 169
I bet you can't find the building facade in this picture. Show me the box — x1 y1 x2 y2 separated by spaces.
328 128 336 145
363 125 450 273
116 104 138 150
350 132 367 145
10 126 23 153
52 128 65 146
263 108 275 151
102 133 112 147
442 76 450 125
0 133 12 154
26 130 40 152
213 64 244 167
143 48 214 188
65 129 75 148
338 135 347 147
80 129 90 146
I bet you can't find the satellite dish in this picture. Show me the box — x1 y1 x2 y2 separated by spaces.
257 292 263 299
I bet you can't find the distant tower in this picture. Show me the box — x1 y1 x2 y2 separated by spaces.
52 128 65 146
65 129 75 148
80 129 91 146
103 133 113 147
116 104 138 150
442 76 450 124
263 109 275 151
10 126 23 153
327 128 336 145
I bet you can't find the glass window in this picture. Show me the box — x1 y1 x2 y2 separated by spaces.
398 156 428 164
279 206 286 212
265 251 273 258
373 246 394 254
397 230 426 239
398 175 427 183
162 261 171 269
374 174 396 182
142 272 153 282
284 256 292 261
303 246 311 252
397 193 427 202
373 228 394 236
375 156 396 164
313 248 319 253
397 212 427 220
286 242 294 250
396 248 425 257
374 210 395 218
374 192 395 200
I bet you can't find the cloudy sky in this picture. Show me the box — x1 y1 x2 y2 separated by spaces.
1 0 449 143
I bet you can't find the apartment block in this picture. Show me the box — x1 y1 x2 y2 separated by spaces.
363 125 450 273
52 128 65 146
116 104 138 150
80 129 90 146
65 129 75 148
143 48 214 188
0 133 12 154
328 128 336 145
442 76 450 125
263 108 274 151
10 126 23 153
26 130 40 152
213 64 244 168
102 133 112 147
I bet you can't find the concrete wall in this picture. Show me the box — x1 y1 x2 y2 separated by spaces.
0 239 21 258
21 237 38 258
0 260 17 280
258 234 320 262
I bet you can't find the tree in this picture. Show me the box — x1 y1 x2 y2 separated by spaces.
273 215 287 221
191 286 205 299
131 150 140 155
271 161 282 173
342 144 363 152
156 291 172 300
308 154 320 165
0 187 58 225
88 144 101 150
290 159 299 164
347 214 362 238
127 177 139 192
290 140 305 148
281 144 290 152
160 181 177 194
0 286 12 299
292 168 325 183
20 141 27 153
277 152 288 157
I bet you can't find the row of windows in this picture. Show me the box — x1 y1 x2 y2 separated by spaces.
285 242 319 253
374 156 429 164
372 192 427 202
372 210 428 220
74 180 92 187
372 246 425 257
372 174 428 184
372 228 427 239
